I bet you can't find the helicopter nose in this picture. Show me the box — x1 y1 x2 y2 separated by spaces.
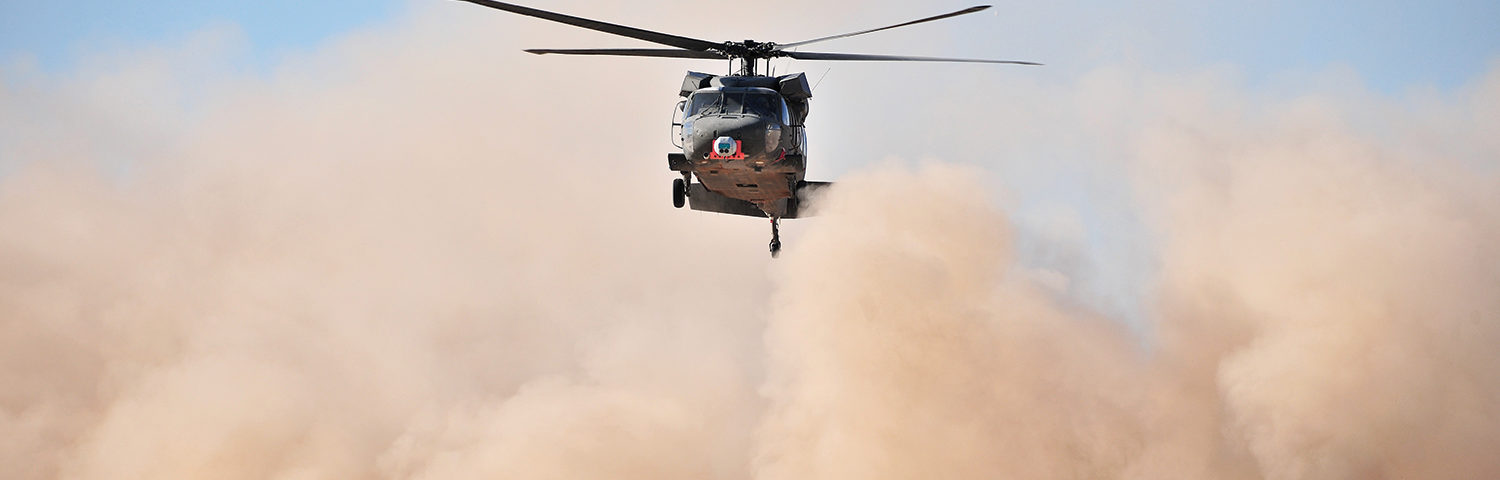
690 115 766 156
694 115 761 137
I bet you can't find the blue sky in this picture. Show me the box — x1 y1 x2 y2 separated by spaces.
1 0 405 72
1183 0 1500 90
3 0 1497 92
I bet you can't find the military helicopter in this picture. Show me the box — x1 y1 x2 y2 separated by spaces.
454 0 1039 256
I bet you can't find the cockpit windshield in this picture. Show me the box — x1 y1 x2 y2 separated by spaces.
687 89 788 122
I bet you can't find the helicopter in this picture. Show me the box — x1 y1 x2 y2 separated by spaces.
454 0 1039 256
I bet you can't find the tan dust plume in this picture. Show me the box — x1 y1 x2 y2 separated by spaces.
2 2 1498 480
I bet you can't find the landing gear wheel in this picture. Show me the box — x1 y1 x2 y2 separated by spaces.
770 239 781 258
672 178 686 208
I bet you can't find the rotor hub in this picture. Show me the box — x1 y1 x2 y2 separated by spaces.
716 39 789 61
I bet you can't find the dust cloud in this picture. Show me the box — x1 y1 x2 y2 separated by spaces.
3 3 1499 480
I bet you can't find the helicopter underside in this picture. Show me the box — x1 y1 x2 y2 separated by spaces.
670 142 810 218
697 162 800 208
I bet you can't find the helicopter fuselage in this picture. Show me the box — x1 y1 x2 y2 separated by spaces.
669 74 817 219
682 87 804 217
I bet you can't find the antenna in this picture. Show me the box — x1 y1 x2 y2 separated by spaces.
812 68 832 92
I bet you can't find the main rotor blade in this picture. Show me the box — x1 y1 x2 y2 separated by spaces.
784 51 1041 65
456 0 722 52
777 5 992 49
525 48 726 59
